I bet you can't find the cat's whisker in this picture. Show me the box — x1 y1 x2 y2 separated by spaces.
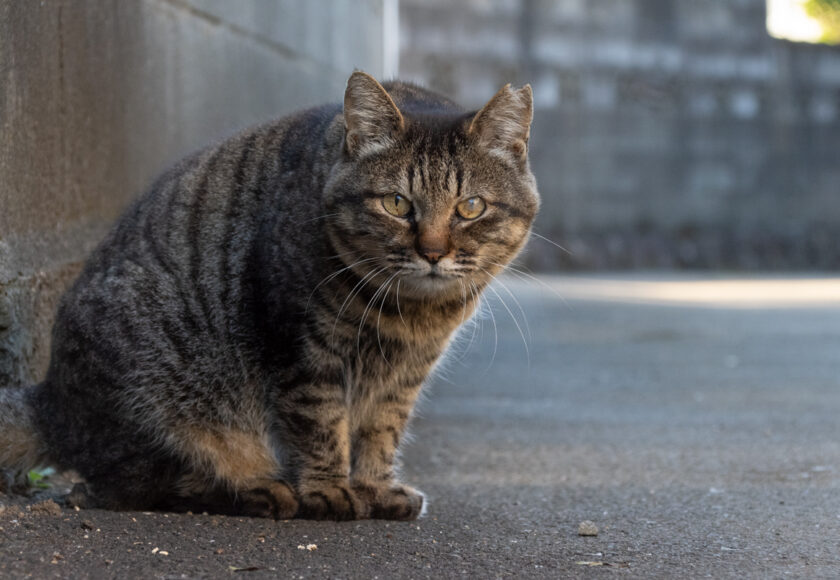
357 271 397 362
482 274 531 370
475 280 499 375
483 259 572 309
305 256 383 314
395 279 407 328
375 276 398 368
529 230 572 256
470 280 487 349
481 269 532 343
449 280 479 365
461 281 480 359
331 266 388 342
458 279 469 325
322 248 366 261
447 280 469 365
302 212 342 224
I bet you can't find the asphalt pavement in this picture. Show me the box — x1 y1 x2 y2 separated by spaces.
2 274 840 579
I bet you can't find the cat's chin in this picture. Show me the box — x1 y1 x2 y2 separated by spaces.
398 272 465 300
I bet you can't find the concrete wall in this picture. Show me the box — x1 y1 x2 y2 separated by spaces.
400 0 840 269
0 0 387 386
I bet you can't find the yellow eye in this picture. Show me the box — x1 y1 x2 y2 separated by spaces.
456 197 486 220
382 193 412 217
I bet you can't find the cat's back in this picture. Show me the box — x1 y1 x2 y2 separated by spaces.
65 101 343 302
48 102 346 380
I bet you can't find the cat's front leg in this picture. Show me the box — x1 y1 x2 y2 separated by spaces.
279 381 368 521
350 386 425 520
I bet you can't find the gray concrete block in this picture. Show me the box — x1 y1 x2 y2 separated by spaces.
0 0 385 384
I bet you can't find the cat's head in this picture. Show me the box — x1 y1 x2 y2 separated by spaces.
324 71 539 301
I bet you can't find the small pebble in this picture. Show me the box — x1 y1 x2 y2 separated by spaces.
578 520 599 536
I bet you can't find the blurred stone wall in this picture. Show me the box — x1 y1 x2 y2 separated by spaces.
0 0 387 386
400 0 840 269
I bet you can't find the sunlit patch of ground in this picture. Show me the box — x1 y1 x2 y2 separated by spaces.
533 274 840 308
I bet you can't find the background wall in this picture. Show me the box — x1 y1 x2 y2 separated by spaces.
0 0 388 386
400 0 840 270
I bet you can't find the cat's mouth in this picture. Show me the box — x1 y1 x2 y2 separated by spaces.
403 264 459 280
393 264 467 297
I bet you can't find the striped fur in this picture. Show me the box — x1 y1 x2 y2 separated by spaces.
0 72 539 520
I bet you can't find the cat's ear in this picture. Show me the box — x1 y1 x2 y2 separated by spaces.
468 83 533 164
343 71 405 158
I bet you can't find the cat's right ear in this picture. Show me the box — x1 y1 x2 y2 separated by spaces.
468 83 533 165
343 71 404 158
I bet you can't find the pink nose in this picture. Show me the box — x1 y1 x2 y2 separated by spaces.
419 247 446 264
416 227 451 264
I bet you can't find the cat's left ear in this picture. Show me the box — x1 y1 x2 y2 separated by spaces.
343 71 405 158
468 83 533 165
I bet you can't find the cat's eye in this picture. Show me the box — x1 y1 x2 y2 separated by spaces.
456 197 486 220
382 193 412 217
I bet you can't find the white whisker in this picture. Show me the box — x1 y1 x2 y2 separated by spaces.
529 230 572 255
488 272 532 343
302 212 342 224
395 278 407 328
357 271 397 361
375 276 398 368
305 256 382 314
479 282 499 374
451 280 480 365
483 276 530 370
484 260 572 310
331 266 388 342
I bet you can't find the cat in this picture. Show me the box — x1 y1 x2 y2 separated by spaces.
0 71 539 520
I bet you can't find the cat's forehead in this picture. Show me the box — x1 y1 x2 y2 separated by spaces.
400 124 467 203
403 114 469 156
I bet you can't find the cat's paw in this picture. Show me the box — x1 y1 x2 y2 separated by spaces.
296 482 368 521
239 480 298 520
65 482 99 509
353 482 425 521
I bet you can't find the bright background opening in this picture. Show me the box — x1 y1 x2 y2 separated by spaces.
768 0 840 44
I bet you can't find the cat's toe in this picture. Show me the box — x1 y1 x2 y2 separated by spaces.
296 483 367 521
65 482 99 509
355 482 424 521
239 480 298 520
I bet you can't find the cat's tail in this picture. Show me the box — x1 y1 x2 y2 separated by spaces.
0 385 50 489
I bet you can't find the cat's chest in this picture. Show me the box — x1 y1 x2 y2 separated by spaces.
347 333 446 393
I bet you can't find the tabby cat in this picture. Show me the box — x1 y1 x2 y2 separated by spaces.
0 72 539 520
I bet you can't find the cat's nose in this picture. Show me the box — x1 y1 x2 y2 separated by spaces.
416 227 451 264
420 248 446 264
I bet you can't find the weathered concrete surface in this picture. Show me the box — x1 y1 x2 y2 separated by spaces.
2 275 839 578
0 0 386 385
